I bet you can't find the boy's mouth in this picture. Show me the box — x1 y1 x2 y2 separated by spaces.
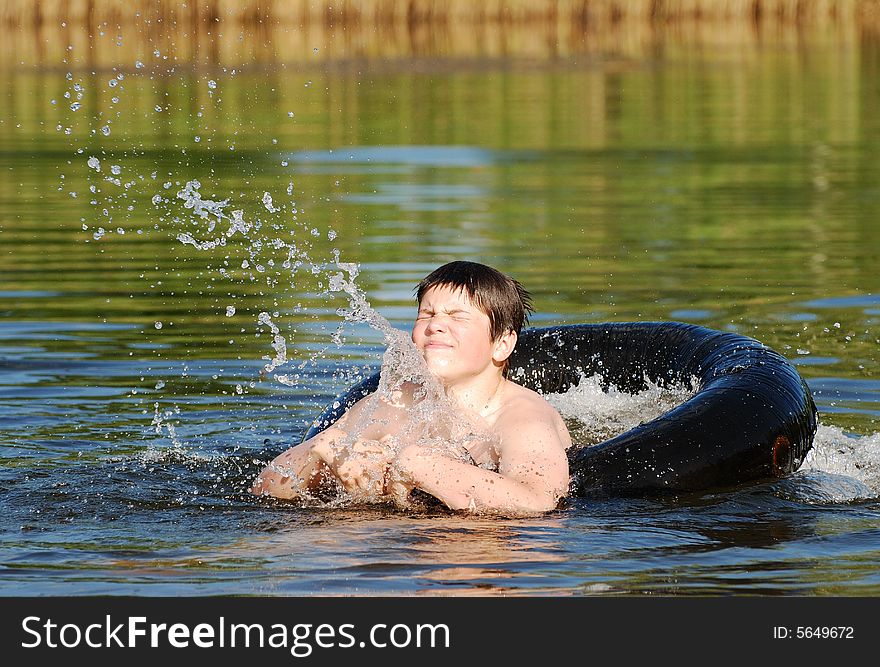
423 341 453 350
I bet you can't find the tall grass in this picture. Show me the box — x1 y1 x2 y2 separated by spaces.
2 0 877 68
2 0 876 24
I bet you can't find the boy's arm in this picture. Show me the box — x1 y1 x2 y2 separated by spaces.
249 426 345 499
392 413 569 514
250 394 397 500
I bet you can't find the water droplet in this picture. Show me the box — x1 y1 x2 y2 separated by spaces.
70 102 81 111
208 80 217 89
226 306 236 317
155 105 163 112
287 111 294 118
110 165 122 175
135 60 144 69
87 157 101 171
155 380 165 390
155 321 163 329
109 79 118 88
100 125 111 136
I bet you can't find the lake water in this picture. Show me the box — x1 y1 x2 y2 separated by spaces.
1 26 879 596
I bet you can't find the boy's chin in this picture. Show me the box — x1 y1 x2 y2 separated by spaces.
423 358 454 381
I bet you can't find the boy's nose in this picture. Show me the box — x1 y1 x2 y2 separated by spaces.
425 316 446 333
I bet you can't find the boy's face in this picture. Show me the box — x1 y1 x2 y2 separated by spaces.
412 284 501 385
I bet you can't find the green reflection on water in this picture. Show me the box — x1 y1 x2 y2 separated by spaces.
1 42 878 433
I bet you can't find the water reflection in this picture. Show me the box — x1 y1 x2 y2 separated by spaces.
218 511 570 596
290 145 498 168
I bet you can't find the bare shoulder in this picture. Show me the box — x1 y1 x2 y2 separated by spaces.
336 384 417 440
491 382 572 499
496 382 572 450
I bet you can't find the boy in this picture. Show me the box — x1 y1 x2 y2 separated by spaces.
250 261 572 514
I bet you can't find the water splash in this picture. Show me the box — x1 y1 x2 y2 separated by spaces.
151 402 183 448
257 311 287 375
546 374 698 447
169 179 415 385
789 424 880 502
165 180 497 502
548 376 880 502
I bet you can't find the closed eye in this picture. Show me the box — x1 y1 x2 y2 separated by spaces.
416 309 471 321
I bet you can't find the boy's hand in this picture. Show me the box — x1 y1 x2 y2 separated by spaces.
313 437 397 498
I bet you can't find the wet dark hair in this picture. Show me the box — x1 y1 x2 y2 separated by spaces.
415 261 533 340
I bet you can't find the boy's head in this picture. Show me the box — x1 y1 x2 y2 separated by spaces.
415 261 533 341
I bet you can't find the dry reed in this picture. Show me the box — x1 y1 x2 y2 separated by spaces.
1 0 877 68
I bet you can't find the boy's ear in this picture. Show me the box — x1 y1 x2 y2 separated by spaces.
492 329 517 363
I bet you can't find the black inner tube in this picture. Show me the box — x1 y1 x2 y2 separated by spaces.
303 322 818 496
